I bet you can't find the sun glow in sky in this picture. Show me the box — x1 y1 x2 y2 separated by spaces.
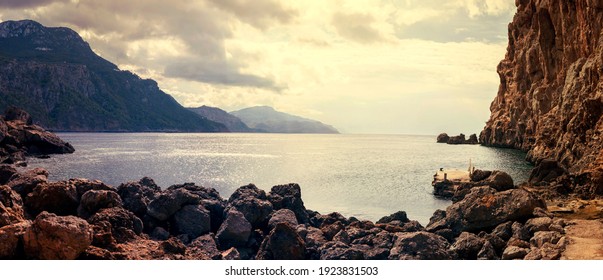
0 0 516 134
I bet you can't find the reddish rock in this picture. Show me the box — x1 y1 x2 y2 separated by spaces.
216 209 251 249
88 207 143 244
0 185 25 227
25 181 79 216
268 183 309 224
268 208 298 229
0 221 31 259
7 168 48 197
256 223 305 260
388 231 455 260
24 212 93 259
227 184 273 228
77 189 123 218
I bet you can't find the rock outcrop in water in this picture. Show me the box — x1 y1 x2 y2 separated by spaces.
436 133 479 145
479 0 603 195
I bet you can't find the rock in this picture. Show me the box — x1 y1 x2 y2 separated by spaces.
377 211 410 224
470 169 492 182
447 134 466 144
529 159 567 183
7 168 48 197
78 246 115 260
221 247 241 260
24 212 93 259
491 221 513 241
21 126 75 154
501 246 530 260
0 221 30 259
268 183 309 224
332 230 351 244
0 164 17 185
116 179 161 218
467 134 479 144
484 233 506 255
451 232 485 260
25 181 79 217
146 188 199 221
304 226 327 249
188 234 221 260
216 209 251 249
477 241 498 260
161 237 186 255
171 204 211 239
257 223 305 260
524 217 553 235
4 107 32 125
70 178 116 199
436 133 450 143
319 212 348 228
321 221 344 241
88 207 143 244
268 208 298 229
0 185 25 227
227 184 273 228
530 231 562 248
389 231 454 260
77 189 123 218
482 171 515 191
150 227 170 241
319 241 364 260
511 222 531 241
426 186 545 235
507 237 530 249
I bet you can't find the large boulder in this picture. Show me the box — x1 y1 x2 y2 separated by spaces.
88 207 143 244
268 184 309 224
0 185 25 227
24 212 93 259
69 178 116 200
426 186 545 235
166 183 226 233
7 168 48 197
268 208 298 229
388 231 455 260
77 190 123 219
227 184 273 228
25 181 79 217
482 171 515 191
0 221 31 259
377 211 410 225
171 204 211 239
436 133 449 143
216 209 251 249
256 223 305 260
187 234 221 260
117 178 161 218
146 188 199 221
21 127 75 154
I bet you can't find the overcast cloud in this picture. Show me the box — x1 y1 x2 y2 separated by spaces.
0 0 516 134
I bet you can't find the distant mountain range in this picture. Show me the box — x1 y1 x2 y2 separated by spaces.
230 106 339 134
187 106 258 133
0 20 226 132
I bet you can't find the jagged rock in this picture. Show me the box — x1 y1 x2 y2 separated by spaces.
69 179 115 199
426 186 545 235
389 231 454 260
377 211 410 224
0 221 30 258
78 246 115 260
77 189 123 218
88 207 143 244
268 208 298 229
451 232 485 260
482 171 515 191
216 209 251 249
321 221 344 241
524 217 553 235
164 183 225 232
491 221 514 241
7 168 48 197
512 222 531 241
161 237 186 255
257 223 305 260
318 212 348 228
227 184 273 228
530 231 562 248
436 133 450 143
117 179 160 218
319 241 364 260
268 183 309 224
25 181 79 216
501 246 530 260
477 241 498 260
24 212 93 259
171 204 211 239
484 233 506 255
304 226 327 249
0 185 25 227
146 188 199 221
467 134 479 144
0 164 17 185
187 234 221 260
332 229 351 244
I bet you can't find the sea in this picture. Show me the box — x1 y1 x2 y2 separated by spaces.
25 133 533 225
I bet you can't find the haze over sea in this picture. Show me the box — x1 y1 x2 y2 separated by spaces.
27 133 533 225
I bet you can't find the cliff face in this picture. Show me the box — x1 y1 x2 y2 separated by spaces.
0 20 228 132
480 0 603 187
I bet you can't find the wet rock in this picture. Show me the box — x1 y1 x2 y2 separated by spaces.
426 186 545 235
161 237 186 255
319 241 364 260
0 185 25 227
530 231 562 248
501 246 530 260
88 207 143 244
25 181 79 216
389 231 454 260
77 190 123 219
0 221 30 259
171 204 211 239
216 209 251 249
147 188 199 221
451 232 485 260
377 211 410 224
268 208 298 229
24 212 93 259
524 217 553 235
436 133 449 143
268 183 309 224
227 184 273 228
117 179 161 218
257 223 305 260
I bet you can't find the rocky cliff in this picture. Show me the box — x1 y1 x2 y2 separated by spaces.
480 0 603 191
0 20 227 132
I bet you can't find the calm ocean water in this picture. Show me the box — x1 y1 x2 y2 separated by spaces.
26 133 533 225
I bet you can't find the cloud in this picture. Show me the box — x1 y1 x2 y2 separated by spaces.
0 0 65 9
331 12 388 44
206 0 296 29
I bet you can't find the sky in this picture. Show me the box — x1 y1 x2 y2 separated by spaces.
0 0 516 135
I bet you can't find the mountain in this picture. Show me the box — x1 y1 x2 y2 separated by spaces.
0 20 227 132
230 106 339 134
187 106 258 132
480 1 603 193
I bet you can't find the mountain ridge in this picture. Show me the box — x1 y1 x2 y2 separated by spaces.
230 106 339 134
